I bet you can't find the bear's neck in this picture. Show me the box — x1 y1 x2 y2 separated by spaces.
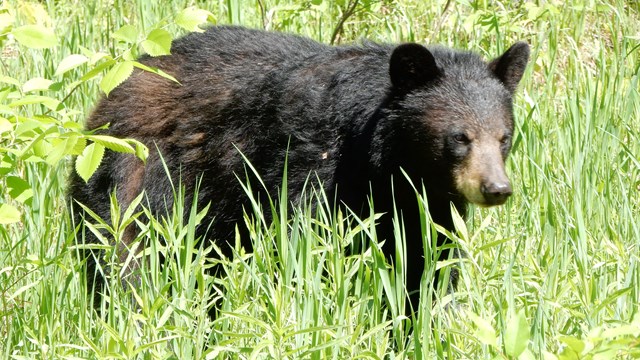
334 105 468 233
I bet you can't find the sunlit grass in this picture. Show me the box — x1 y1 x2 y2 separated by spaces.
1 0 639 358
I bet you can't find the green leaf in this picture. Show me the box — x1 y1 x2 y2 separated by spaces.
9 95 59 110
0 12 14 36
87 135 135 154
601 324 640 338
467 311 498 347
12 24 57 49
87 135 147 162
13 119 41 137
75 142 105 182
22 77 53 93
6 176 33 204
46 135 85 165
0 154 14 175
81 58 115 82
122 48 137 61
46 139 70 166
175 7 213 32
593 347 622 360
88 51 110 65
0 203 21 224
518 349 538 360
16 2 52 26
100 61 134 96
132 61 179 83
558 335 585 355
140 28 172 56
111 24 139 43
0 117 12 134
504 310 530 357
134 141 149 162
450 203 468 240
0 75 21 87
55 54 89 76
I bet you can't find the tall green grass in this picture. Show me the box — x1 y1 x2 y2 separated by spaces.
1 0 639 358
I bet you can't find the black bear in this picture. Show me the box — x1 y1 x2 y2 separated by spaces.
69 26 529 312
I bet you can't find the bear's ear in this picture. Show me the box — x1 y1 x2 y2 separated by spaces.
389 43 440 91
488 42 530 93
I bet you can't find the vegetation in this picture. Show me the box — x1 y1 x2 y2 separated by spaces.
1 0 639 358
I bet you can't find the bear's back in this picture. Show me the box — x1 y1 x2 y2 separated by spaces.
171 26 327 64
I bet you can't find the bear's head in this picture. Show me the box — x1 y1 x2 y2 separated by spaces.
387 41 530 207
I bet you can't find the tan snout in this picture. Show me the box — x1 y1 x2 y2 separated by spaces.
454 141 512 207
479 173 512 206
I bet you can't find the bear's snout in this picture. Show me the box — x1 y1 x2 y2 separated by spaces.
480 180 512 206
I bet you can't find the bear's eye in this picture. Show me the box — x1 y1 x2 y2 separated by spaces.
500 135 511 145
453 133 470 144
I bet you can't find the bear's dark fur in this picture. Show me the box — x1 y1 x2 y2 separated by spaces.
69 26 529 311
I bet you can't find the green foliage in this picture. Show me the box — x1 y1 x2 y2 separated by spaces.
99 60 134 95
11 24 57 48
175 6 215 32
0 0 639 358
0 202 20 224
0 2 215 222
556 315 640 360
504 310 530 358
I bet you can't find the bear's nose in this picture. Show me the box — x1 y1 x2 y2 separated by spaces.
481 181 512 205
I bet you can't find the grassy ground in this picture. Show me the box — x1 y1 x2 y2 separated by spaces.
1 0 639 358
